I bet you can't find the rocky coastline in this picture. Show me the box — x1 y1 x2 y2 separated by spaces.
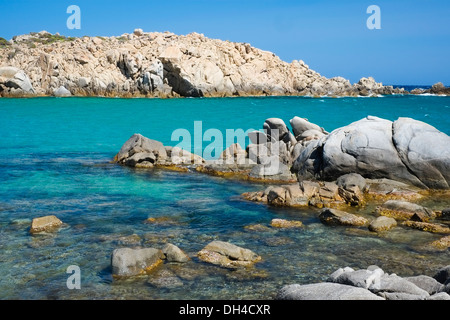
1 30 449 98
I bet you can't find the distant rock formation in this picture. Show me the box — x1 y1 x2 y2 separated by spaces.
0 30 410 97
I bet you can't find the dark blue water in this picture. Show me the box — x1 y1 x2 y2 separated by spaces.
0 96 448 299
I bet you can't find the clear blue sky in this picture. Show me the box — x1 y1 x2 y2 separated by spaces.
1 0 449 85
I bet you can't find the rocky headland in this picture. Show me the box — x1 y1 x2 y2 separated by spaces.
1 29 449 98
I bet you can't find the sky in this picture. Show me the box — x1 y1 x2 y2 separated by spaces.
1 0 449 85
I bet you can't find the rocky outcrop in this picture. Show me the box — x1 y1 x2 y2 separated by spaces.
293 116 450 189
0 30 409 98
278 266 450 300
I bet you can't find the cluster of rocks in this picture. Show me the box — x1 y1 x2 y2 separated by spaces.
111 240 261 278
278 265 450 300
1 29 437 98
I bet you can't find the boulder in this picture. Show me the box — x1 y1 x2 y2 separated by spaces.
197 241 261 269
370 273 430 298
263 118 289 141
290 116 325 138
293 116 450 189
30 215 63 233
319 208 369 227
53 86 72 97
0 66 35 94
114 134 167 165
376 200 434 221
162 243 190 263
426 292 450 300
392 117 450 189
368 216 397 232
277 283 383 300
404 275 444 295
336 173 367 192
111 247 164 277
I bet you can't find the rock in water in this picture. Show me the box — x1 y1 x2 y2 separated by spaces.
162 243 190 263
114 133 167 165
30 215 63 233
368 216 397 232
111 247 164 277
197 241 261 268
319 208 368 227
53 86 72 97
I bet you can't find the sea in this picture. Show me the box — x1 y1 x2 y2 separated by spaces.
0 94 449 299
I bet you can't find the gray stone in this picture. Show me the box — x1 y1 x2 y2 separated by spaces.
162 243 190 263
392 117 450 189
332 268 385 289
404 275 444 295
426 292 450 300
368 216 397 232
263 118 289 141
0 66 35 94
378 292 426 300
327 267 355 282
197 241 261 268
319 208 369 227
434 266 450 284
53 86 72 97
336 173 367 192
370 274 429 297
114 134 167 164
321 116 424 186
277 283 384 300
290 116 325 138
111 247 164 277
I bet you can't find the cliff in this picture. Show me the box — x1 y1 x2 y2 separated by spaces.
0 29 420 98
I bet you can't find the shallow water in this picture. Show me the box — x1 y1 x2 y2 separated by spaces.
0 96 449 300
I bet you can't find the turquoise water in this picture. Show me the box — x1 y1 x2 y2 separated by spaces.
0 96 449 300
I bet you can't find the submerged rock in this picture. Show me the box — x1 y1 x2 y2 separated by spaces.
376 200 434 221
197 241 261 269
270 218 303 228
368 216 397 232
111 247 164 277
30 215 63 234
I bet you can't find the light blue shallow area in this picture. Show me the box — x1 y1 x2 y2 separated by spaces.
0 96 448 299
